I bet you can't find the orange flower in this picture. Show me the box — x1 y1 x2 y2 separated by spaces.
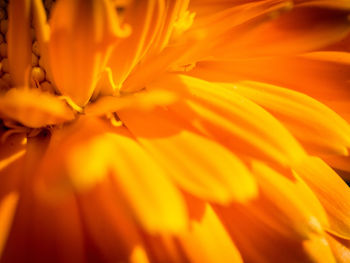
0 0 350 262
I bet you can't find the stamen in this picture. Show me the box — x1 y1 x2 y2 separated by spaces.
107 112 123 127
58 95 84 113
1 119 30 142
0 4 9 91
1 128 27 143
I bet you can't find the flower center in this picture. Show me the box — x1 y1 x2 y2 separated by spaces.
0 0 56 94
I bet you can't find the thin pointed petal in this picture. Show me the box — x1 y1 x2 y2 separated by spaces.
8 0 31 86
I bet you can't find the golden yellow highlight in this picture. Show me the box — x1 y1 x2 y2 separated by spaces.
0 0 350 262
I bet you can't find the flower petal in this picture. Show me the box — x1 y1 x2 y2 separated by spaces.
295 0 350 10
188 52 350 104
0 193 18 260
77 178 145 262
108 0 164 86
49 0 127 106
36 117 187 233
85 89 178 116
326 233 350 263
119 106 257 204
8 0 31 86
210 6 350 58
231 81 350 156
179 204 243 263
0 88 75 128
150 74 306 166
294 157 350 239
216 202 335 263
251 161 327 239
32 0 53 83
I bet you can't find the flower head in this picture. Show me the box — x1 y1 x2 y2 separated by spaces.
1 0 350 262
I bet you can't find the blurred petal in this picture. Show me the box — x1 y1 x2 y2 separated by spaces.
0 88 75 128
302 234 336 263
108 0 164 86
32 0 52 82
49 0 128 106
188 52 350 104
0 193 18 259
119 106 258 204
179 204 243 263
36 117 187 233
326 233 350 263
211 6 350 58
216 201 334 263
8 0 31 86
295 0 350 10
150 74 306 166
231 81 350 156
77 178 144 262
85 89 178 116
295 157 350 239
251 161 327 239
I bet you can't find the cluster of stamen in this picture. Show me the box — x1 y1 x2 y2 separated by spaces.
0 0 10 90
0 0 56 141
0 0 56 94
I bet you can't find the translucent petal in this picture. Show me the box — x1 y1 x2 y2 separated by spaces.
8 0 31 86
119 106 258 204
49 0 128 106
0 88 75 128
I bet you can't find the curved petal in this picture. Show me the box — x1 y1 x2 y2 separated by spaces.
0 88 75 128
326 233 350 263
119 106 258 204
294 157 350 240
179 204 243 263
36 117 187 233
108 0 164 87
8 0 31 86
251 161 328 239
49 0 128 106
85 89 178 116
150 74 306 166
77 178 145 262
216 202 335 263
231 81 350 156
210 6 350 59
0 193 18 260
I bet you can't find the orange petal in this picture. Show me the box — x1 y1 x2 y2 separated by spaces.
77 178 145 262
0 88 75 128
0 193 18 259
1 132 84 263
2 193 85 263
295 0 350 10
211 6 350 58
326 233 350 263
323 155 350 173
8 0 32 86
49 0 128 106
119 106 258 204
232 81 350 156
108 0 164 86
251 161 328 239
216 202 333 263
187 51 350 124
32 0 53 83
188 52 350 102
302 234 336 263
36 116 187 233
150 74 306 166
179 204 243 263
294 157 350 239
85 89 178 116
